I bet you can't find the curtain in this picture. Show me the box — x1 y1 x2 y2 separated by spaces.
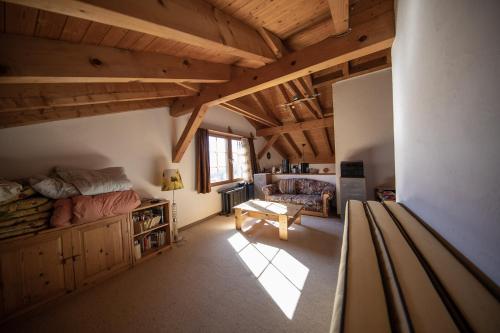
195 128 211 194
241 138 253 182
248 137 259 176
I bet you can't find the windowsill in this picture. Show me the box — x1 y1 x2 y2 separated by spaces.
211 178 244 187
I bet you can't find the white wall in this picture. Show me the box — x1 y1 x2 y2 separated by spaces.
393 0 500 284
333 68 395 211
0 105 280 228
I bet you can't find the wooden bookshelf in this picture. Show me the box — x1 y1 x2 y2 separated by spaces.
131 200 171 264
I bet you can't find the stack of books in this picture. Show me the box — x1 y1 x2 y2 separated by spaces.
140 230 168 252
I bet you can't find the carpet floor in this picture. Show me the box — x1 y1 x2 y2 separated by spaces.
2 214 343 333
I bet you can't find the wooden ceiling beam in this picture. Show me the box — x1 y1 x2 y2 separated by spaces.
276 84 319 157
312 69 344 89
5 0 276 67
249 92 281 124
175 83 201 93
327 0 350 35
0 83 194 112
297 77 324 115
173 98 281 163
285 80 322 119
298 76 335 157
220 100 280 127
283 133 303 158
0 98 171 128
258 27 289 59
170 8 395 116
243 117 288 159
276 85 301 121
257 134 280 160
256 117 333 137
325 128 335 157
172 103 209 163
311 51 391 89
0 33 231 84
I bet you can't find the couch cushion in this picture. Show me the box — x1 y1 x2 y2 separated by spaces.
296 179 330 195
278 179 296 194
267 194 322 212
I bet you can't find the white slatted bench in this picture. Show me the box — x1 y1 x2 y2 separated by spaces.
331 200 500 333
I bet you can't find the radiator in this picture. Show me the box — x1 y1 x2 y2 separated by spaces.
219 183 254 215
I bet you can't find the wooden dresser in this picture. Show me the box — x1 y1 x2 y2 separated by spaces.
0 200 170 322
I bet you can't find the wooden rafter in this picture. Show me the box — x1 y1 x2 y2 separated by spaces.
311 49 391 89
0 33 231 84
325 127 335 157
176 83 201 93
249 92 281 124
257 134 280 159
172 103 209 163
276 84 319 157
299 76 335 157
172 98 285 163
6 0 276 67
258 27 288 59
256 117 334 137
327 0 350 35
285 80 323 119
0 98 171 128
312 69 344 89
0 83 194 112
220 100 279 127
170 8 395 116
297 77 327 120
244 115 288 160
283 133 302 158
253 28 306 161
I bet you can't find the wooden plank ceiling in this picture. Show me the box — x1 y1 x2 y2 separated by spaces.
0 0 394 164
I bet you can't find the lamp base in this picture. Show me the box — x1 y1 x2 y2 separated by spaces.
171 201 183 243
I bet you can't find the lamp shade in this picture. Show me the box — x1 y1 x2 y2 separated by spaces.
161 169 184 191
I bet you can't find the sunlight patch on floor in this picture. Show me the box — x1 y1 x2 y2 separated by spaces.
227 232 310 319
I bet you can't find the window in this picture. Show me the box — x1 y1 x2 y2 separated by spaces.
232 140 246 179
209 134 246 185
209 136 228 183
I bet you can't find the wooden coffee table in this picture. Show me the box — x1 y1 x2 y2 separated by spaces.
233 200 303 240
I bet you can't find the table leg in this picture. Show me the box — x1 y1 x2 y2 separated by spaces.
295 214 302 225
235 208 243 230
278 214 288 240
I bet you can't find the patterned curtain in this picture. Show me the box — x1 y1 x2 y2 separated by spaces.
195 128 211 194
241 138 253 182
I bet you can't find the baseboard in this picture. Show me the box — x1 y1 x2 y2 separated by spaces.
178 212 220 231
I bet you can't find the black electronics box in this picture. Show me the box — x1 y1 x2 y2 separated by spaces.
300 163 309 173
282 159 290 174
340 161 364 178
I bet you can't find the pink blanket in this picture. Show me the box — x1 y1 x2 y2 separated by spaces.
51 190 141 226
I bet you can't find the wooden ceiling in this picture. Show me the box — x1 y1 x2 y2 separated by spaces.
0 0 395 164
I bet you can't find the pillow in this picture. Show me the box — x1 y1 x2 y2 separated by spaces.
72 190 140 224
50 199 73 227
296 179 327 195
0 179 22 204
29 175 79 199
55 167 132 196
278 179 296 194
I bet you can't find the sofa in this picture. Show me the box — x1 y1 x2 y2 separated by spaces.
262 178 335 217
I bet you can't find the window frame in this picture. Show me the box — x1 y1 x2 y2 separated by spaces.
208 133 244 186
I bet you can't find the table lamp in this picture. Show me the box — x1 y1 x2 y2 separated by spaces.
162 168 184 242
